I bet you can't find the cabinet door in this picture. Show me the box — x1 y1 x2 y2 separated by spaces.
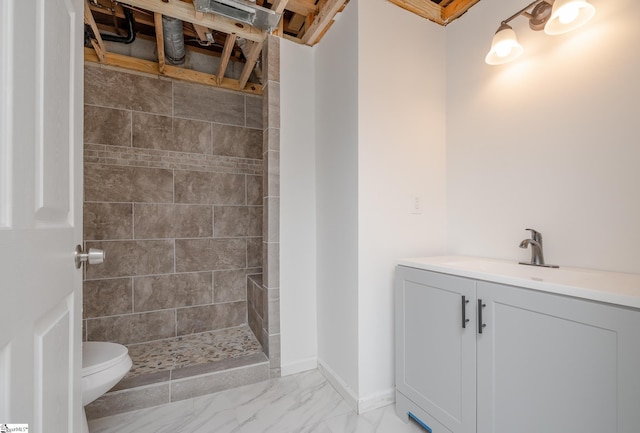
396 267 477 433
477 281 640 433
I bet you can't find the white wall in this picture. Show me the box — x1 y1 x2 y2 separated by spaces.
446 0 640 273
280 38 318 375
357 0 447 407
314 0 361 398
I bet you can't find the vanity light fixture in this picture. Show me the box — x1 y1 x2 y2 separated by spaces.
485 0 596 65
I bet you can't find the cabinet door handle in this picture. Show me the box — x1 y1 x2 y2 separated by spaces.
478 299 487 334
461 295 470 329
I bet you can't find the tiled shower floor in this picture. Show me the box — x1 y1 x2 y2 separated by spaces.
125 325 264 378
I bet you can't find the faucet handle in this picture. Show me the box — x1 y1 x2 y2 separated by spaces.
525 228 542 242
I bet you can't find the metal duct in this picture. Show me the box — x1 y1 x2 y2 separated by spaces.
162 16 185 65
193 0 281 33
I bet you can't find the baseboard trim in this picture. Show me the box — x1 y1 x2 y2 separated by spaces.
317 359 359 413
317 359 395 414
357 388 395 414
281 357 318 376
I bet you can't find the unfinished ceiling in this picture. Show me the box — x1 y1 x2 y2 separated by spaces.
84 0 481 94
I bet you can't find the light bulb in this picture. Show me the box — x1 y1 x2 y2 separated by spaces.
495 44 511 58
544 0 595 35
558 5 579 24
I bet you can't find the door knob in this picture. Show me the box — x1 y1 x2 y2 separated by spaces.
75 245 105 269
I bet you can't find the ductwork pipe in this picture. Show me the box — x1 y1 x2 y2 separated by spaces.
162 16 186 65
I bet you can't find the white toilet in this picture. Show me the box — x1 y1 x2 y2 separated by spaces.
82 342 132 433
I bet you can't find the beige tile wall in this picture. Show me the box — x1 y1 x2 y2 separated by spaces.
83 64 264 346
257 36 281 377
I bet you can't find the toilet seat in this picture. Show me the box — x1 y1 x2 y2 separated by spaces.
82 341 129 377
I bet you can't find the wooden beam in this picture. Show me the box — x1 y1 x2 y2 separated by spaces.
387 0 443 24
442 0 482 24
286 14 306 35
271 0 289 36
154 12 166 73
281 0 316 16
192 23 211 42
84 0 106 62
301 0 347 46
271 0 290 14
118 0 266 42
237 40 263 90
217 33 237 85
84 47 262 94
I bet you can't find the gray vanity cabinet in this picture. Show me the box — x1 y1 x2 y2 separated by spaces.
395 266 477 433
395 265 640 433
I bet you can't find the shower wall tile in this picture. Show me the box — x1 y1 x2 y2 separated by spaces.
86 310 176 345
246 175 263 206
85 383 170 420
176 302 246 335
263 82 280 130
134 204 213 239
268 333 281 374
263 198 279 243
262 35 280 84
83 105 131 147
173 81 245 126
263 242 280 290
214 206 262 238
83 66 271 378
214 269 247 303
83 278 133 319
132 112 172 150
85 164 174 203
175 238 246 272
264 127 280 152
84 65 172 115
85 240 174 279
268 289 280 334
264 151 280 197
174 171 245 205
132 112 212 155
246 96 263 129
84 202 133 241
170 360 269 401
212 124 262 159
247 237 263 269
133 272 213 312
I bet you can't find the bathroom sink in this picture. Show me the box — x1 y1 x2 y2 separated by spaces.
397 255 640 309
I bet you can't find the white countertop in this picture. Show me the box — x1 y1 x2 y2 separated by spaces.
398 256 640 309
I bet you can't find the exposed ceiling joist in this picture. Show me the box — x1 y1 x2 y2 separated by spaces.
154 12 166 72
85 47 263 94
119 0 267 43
238 40 264 89
388 0 481 25
83 0 485 95
442 0 481 23
217 33 237 85
388 0 442 23
84 0 106 62
302 0 346 46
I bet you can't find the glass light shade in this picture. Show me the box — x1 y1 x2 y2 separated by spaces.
485 25 524 65
544 0 595 35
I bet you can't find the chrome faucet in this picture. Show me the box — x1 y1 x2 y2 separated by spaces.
518 228 559 268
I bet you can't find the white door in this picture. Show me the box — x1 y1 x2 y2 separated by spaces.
0 0 83 432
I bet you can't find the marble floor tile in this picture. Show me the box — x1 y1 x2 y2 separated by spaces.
88 370 425 433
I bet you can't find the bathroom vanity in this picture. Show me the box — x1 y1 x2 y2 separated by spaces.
395 256 640 433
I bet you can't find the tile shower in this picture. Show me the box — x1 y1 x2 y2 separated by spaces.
82 36 281 420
